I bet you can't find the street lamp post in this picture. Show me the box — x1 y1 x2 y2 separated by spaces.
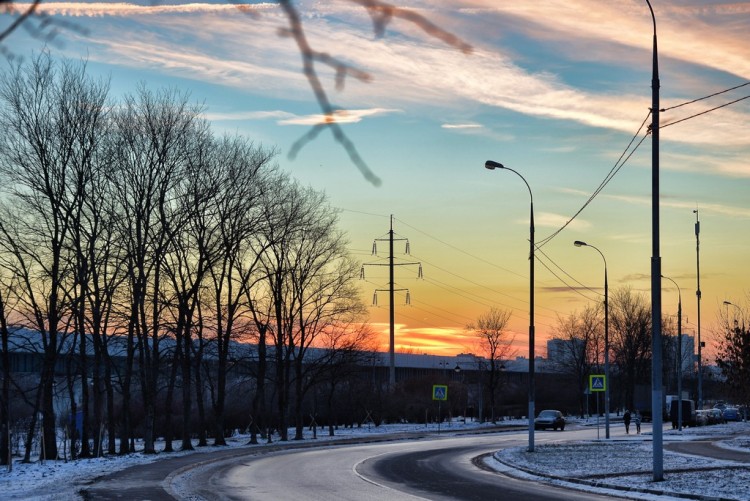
574 240 610 439
662 275 682 430
645 0 664 481
723 301 743 333
484 159 535 452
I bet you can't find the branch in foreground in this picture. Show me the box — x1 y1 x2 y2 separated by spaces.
276 0 472 186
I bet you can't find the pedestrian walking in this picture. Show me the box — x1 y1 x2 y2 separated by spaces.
623 409 632 434
634 411 641 434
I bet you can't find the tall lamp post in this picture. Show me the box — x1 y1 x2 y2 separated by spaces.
646 0 664 481
662 275 682 430
574 240 610 439
484 159 535 452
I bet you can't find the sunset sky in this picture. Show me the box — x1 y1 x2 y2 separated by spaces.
4 1 749 361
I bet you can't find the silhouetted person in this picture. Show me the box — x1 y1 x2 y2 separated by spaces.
635 411 641 434
623 409 632 434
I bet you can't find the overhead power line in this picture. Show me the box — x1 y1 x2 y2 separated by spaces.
536 111 652 249
661 81 750 111
537 81 750 250
663 94 750 129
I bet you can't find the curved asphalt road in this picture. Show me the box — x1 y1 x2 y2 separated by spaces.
165 428 625 501
665 438 750 463
81 426 750 500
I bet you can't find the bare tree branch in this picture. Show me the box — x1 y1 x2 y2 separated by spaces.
274 0 472 186
0 0 42 45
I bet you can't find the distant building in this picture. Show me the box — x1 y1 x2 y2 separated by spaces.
546 338 584 369
677 333 695 375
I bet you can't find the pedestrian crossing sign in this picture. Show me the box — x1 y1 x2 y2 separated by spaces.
589 375 606 392
432 385 448 401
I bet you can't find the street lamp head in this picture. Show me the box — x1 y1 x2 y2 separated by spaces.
484 160 504 170
573 240 587 247
724 300 732 306
454 364 461 374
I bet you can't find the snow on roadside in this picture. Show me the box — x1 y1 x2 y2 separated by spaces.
489 421 750 501
0 420 500 500
1 419 748 500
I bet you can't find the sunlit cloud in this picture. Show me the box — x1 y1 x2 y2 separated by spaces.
442 123 482 129
603 193 750 219
455 1 750 78
537 212 590 230
12 2 277 16
205 110 296 121
277 108 403 126
31 1 749 150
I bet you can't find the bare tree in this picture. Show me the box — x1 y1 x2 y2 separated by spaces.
0 52 108 461
0 269 16 466
4 1 470 184
550 304 602 417
609 286 651 411
109 84 203 454
201 137 277 446
716 301 750 409
82 138 128 456
467 308 514 423
285 207 367 441
317 322 378 437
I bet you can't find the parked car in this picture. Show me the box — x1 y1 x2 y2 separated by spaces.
695 409 710 426
723 407 740 421
534 409 565 431
708 408 725 425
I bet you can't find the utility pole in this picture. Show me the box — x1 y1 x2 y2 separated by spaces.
361 215 422 388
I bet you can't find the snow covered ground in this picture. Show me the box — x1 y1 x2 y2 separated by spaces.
1 418 749 500
491 422 750 501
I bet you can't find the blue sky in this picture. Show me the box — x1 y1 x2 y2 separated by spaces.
3 0 749 357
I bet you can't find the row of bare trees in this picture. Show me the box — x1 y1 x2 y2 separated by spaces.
549 286 700 416
0 52 374 464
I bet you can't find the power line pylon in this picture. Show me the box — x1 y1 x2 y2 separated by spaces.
360 215 422 388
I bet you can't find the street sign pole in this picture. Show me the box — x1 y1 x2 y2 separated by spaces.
589 375 606 439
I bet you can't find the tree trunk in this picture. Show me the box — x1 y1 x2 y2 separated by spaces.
163 344 180 453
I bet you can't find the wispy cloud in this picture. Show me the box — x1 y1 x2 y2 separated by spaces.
456 1 750 78
537 212 590 230
442 123 482 129
205 110 295 121
277 108 403 126
562 189 750 219
29 2 750 150
13 2 277 17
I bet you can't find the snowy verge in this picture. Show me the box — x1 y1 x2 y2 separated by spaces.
489 421 750 501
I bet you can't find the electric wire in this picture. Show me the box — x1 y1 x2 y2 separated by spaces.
661 81 750 111
393 216 525 279
662 94 750 129
537 82 750 250
365 281 475 329
410 253 562 326
536 111 652 249
353 82 750 341
360 278 475 327
535 246 601 302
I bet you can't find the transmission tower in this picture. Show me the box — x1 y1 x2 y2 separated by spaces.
360 215 422 388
